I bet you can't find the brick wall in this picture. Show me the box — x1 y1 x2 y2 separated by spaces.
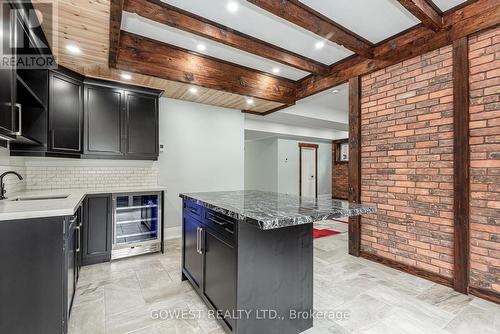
468 27 500 294
332 141 348 199
360 45 455 278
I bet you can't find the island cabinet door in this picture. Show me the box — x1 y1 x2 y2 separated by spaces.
183 214 203 289
202 228 236 331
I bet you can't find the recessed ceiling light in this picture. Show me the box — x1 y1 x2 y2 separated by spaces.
246 97 255 105
121 73 132 80
332 89 340 94
196 44 206 52
315 41 325 49
189 87 198 94
227 1 238 13
272 67 280 74
66 44 81 54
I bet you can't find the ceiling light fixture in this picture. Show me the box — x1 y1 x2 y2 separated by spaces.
246 97 255 105
196 44 206 52
315 41 325 49
66 44 81 54
332 89 340 94
189 87 199 94
227 1 239 13
121 73 132 80
272 67 280 74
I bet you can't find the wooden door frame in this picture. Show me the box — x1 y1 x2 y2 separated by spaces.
299 143 319 198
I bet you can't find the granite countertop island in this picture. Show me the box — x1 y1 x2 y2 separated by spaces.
179 190 376 230
179 190 376 334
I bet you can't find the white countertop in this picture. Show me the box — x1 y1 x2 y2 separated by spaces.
0 187 166 221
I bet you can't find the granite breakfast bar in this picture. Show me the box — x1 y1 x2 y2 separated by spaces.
179 190 376 334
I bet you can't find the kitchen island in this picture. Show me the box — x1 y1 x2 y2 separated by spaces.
179 190 375 334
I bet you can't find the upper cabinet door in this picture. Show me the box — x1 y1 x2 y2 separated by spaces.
49 72 83 154
84 85 124 156
124 92 158 159
0 3 16 136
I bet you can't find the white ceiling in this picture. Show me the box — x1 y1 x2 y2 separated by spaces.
121 0 469 83
160 0 353 66
245 83 349 132
299 0 420 43
121 12 310 80
432 0 468 12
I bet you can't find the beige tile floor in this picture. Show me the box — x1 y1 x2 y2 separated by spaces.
70 220 500 334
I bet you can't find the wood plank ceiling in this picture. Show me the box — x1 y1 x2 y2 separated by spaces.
33 0 499 114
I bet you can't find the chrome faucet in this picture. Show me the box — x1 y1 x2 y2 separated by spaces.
0 171 23 200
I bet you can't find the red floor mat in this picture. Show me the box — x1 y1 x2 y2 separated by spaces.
313 228 341 239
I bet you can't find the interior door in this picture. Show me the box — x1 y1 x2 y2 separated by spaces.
300 145 317 198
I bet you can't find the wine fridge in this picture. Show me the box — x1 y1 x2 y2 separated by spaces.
111 191 162 260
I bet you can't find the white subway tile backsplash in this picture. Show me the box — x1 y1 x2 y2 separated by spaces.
25 164 159 191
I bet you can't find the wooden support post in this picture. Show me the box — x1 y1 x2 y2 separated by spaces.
452 37 470 294
348 76 362 256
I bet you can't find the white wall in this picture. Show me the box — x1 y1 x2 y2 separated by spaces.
244 137 332 196
244 137 278 192
158 98 245 230
277 139 331 196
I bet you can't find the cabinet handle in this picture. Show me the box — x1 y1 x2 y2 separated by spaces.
69 215 78 224
207 217 226 227
14 103 22 135
75 225 81 252
200 227 201 255
196 227 200 254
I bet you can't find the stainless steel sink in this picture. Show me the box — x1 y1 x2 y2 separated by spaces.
9 195 69 201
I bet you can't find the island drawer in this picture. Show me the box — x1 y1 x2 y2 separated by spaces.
203 209 235 240
183 200 202 219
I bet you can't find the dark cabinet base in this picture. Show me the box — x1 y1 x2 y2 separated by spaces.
181 200 313 334
0 217 68 334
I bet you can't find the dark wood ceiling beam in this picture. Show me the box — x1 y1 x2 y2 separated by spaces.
296 0 500 99
116 31 296 104
123 0 329 75
246 0 374 59
108 0 124 67
398 0 443 31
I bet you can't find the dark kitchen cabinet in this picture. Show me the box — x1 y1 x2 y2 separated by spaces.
125 91 159 159
83 80 160 160
182 202 237 332
183 213 204 289
66 215 78 319
0 2 16 139
49 70 83 154
84 85 124 157
203 228 236 330
82 194 112 265
0 216 67 334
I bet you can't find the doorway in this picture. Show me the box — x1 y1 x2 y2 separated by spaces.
299 143 318 198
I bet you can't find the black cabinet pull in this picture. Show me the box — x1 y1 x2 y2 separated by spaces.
207 217 226 227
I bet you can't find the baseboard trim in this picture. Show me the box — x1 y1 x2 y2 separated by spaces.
164 226 182 240
359 251 454 288
469 286 500 305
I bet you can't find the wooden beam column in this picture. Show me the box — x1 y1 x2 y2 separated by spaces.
348 76 362 256
452 37 470 294
397 0 443 31
109 0 124 67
